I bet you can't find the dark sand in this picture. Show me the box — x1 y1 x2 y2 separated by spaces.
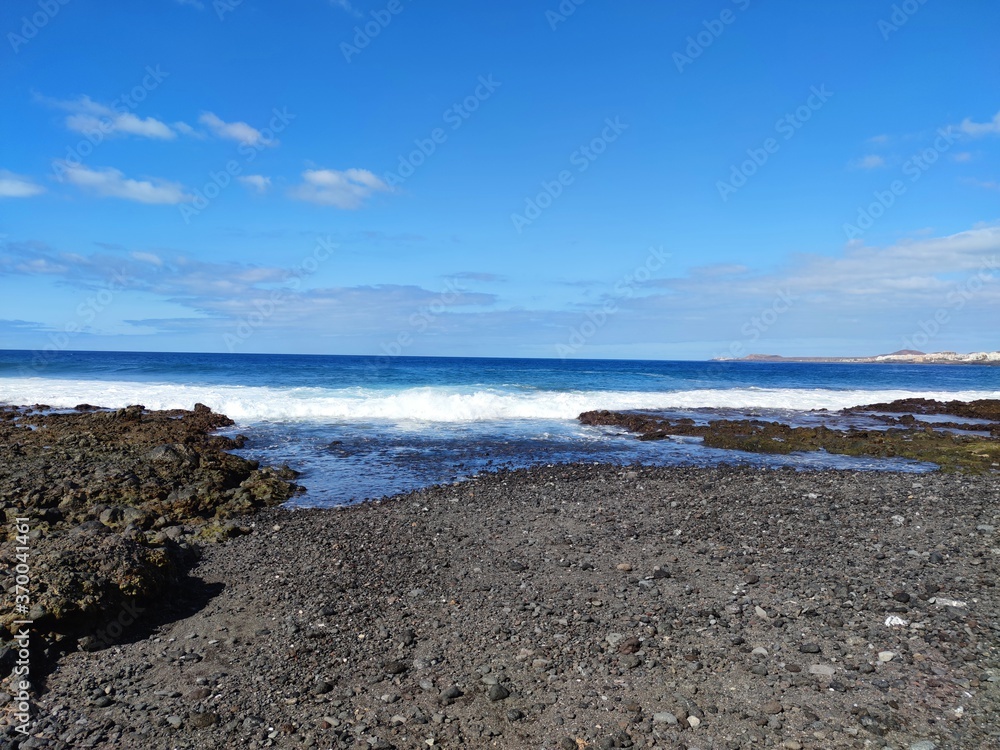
19 464 1000 750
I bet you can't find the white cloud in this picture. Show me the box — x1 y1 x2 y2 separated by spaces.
850 154 885 170
198 112 268 146
867 134 891 145
330 0 362 17
51 95 176 140
963 178 1000 191
173 121 198 136
648 225 1000 308
290 168 392 209
58 164 191 204
958 110 1000 137
131 251 164 266
0 170 44 198
952 151 974 163
239 174 272 193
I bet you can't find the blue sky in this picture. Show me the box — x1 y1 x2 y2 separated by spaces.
1 0 998 360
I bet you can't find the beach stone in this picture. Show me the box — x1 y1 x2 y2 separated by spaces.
686 715 700 728
808 664 835 676
878 651 896 662
763 701 783 715
799 643 821 653
189 712 217 728
488 684 510 702
909 742 937 750
652 712 678 725
385 659 408 674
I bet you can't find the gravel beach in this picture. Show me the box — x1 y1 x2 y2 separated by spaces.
15 463 999 750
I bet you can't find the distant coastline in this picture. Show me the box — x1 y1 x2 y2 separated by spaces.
713 349 1000 365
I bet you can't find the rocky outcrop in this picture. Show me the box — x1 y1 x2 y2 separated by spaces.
0 403 301 663
580 398 1000 473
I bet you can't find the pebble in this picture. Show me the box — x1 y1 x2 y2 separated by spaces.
652 712 678 725
189 712 217 728
686 715 700 728
799 643 821 653
763 701 783 715
878 651 895 662
909 742 937 750
488 684 510 702
808 664 835 676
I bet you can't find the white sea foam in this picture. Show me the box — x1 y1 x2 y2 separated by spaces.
1 378 997 424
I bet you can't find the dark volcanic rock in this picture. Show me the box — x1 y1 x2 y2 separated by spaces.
0 403 301 663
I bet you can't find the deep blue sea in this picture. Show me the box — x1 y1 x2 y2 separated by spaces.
2 350 999 506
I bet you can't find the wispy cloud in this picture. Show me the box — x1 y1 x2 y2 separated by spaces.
289 168 392 209
957 110 1000 137
849 154 886 170
0 240 496 338
639 226 1000 312
175 0 205 9
238 174 272 193
963 178 1000 191
452 271 507 282
330 0 362 17
198 112 269 146
58 164 191 204
0 170 45 198
44 95 177 140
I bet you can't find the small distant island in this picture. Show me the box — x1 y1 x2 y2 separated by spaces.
714 349 1000 365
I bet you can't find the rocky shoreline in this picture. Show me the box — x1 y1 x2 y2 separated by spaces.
0 404 301 671
1 405 998 749
579 399 1000 474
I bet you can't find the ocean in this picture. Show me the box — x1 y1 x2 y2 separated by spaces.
2 350 999 507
